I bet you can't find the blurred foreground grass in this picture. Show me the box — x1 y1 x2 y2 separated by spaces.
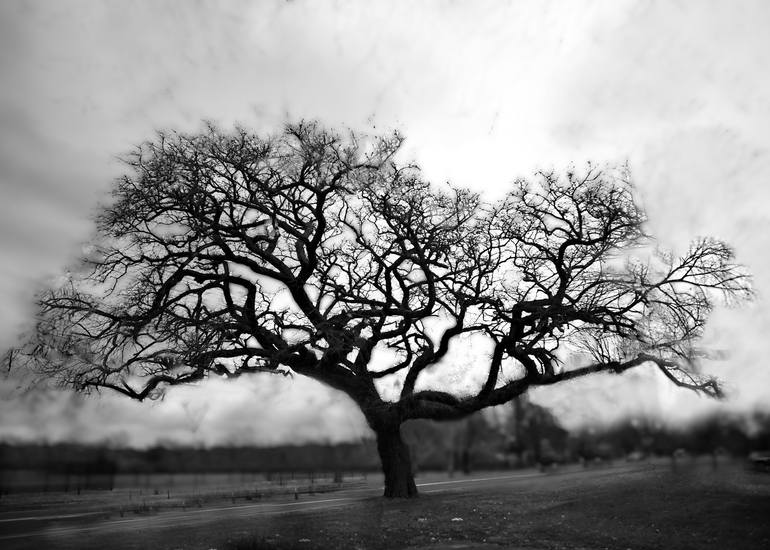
3 459 769 550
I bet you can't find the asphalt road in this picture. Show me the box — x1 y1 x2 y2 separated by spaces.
0 462 648 548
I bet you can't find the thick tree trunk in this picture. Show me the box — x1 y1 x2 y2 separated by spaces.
376 426 418 498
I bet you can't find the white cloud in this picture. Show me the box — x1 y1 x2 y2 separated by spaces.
1 0 768 445
0 374 369 447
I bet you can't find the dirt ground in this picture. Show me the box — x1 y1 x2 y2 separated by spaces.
3 460 770 549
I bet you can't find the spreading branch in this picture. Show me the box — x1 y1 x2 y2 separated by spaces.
7 124 751 425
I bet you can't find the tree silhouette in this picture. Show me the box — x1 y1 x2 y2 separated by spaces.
9 122 752 497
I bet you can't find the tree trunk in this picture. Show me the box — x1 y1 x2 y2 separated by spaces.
376 426 418 498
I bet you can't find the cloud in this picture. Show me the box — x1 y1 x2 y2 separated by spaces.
527 0 770 425
0 374 369 447
1 0 768 445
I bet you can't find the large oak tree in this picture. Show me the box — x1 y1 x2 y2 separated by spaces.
9 123 751 497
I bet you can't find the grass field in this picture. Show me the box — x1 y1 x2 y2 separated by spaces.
2 459 769 549
0 470 367 519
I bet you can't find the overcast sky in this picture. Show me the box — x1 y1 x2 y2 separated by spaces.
1 0 769 447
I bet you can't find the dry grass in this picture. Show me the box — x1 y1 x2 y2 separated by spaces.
4 460 769 550
228 462 770 550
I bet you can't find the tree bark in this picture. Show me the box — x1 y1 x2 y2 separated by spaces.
376 426 418 498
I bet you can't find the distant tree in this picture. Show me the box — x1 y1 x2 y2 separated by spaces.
403 412 503 475
505 395 567 466
8 122 751 497
452 412 502 474
401 418 454 472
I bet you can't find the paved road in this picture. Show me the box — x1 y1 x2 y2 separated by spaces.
0 463 647 547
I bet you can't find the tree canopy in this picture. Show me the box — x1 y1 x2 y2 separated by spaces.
9 122 752 496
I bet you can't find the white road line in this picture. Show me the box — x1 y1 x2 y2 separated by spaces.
416 472 540 487
0 511 101 523
0 501 360 540
170 495 357 515
0 466 645 542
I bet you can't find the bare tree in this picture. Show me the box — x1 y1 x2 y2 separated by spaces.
8 122 751 497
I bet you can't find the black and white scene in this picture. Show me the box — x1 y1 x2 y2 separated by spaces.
1 1 770 549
